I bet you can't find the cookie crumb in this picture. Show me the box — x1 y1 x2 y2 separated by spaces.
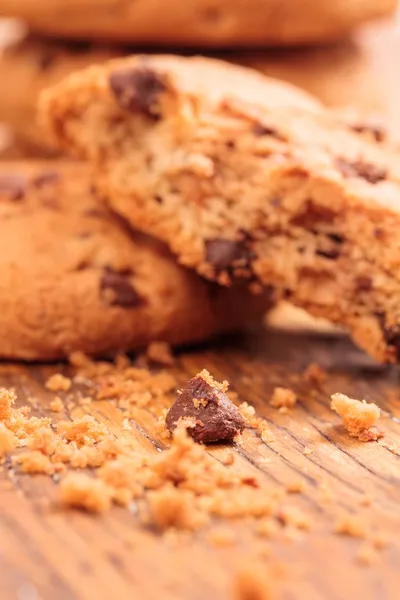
15 450 55 475
303 446 312 455
45 374 72 392
277 505 311 530
331 393 381 440
270 387 297 409
57 415 108 445
334 513 367 538
0 424 17 457
357 543 377 566
145 341 175 366
256 518 280 539
59 473 112 513
50 396 64 413
146 484 206 530
303 363 326 386
286 480 305 494
233 565 274 600
197 369 228 393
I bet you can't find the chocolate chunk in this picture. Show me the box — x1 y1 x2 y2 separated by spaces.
166 374 245 444
205 238 253 271
100 267 144 308
382 323 400 359
0 173 28 200
316 247 340 259
335 158 387 184
291 201 336 228
33 170 61 188
253 123 283 140
355 275 373 291
109 67 167 119
350 122 386 143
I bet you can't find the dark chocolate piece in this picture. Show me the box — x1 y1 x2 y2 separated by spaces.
335 158 387 184
350 122 386 143
205 238 253 271
253 123 283 140
109 67 167 119
166 374 245 444
100 267 143 308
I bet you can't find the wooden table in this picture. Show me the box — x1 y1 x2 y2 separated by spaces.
2 18 400 600
1 329 399 600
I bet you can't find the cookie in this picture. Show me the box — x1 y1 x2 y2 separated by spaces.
0 0 395 46
0 35 386 157
0 161 269 360
41 55 400 364
0 36 124 156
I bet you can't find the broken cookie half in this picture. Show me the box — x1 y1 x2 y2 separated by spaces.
41 55 400 363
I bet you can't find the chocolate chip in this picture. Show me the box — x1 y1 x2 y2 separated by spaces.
166 374 245 444
205 238 253 271
100 267 144 308
383 325 400 360
350 123 386 143
355 276 373 291
316 247 340 259
109 67 167 119
291 201 336 228
335 158 387 184
253 123 284 140
0 173 28 201
154 195 163 204
33 170 61 188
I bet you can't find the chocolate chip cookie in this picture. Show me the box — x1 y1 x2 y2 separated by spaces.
0 161 268 360
0 0 395 46
0 35 354 156
41 55 400 363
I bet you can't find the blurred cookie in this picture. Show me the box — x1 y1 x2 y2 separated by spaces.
0 0 395 46
0 161 268 360
0 35 384 155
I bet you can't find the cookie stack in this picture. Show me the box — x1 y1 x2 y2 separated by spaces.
0 1 397 362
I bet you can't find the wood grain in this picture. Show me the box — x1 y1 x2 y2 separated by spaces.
0 329 399 600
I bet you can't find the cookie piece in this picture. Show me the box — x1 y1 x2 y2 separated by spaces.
0 161 269 360
41 55 400 364
0 35 385 157
0 0 395 46
0 37 321 156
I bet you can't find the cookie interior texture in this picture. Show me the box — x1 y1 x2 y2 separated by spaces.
41 55 400 363
0 0 395 45
0 161 269 360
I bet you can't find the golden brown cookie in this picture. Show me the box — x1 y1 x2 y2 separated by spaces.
0 0 395 46
0 36 384 156
40 54 400 364
0 161 268 360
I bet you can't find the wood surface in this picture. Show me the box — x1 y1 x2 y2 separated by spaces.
0 329 399 600
1 18 400 600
